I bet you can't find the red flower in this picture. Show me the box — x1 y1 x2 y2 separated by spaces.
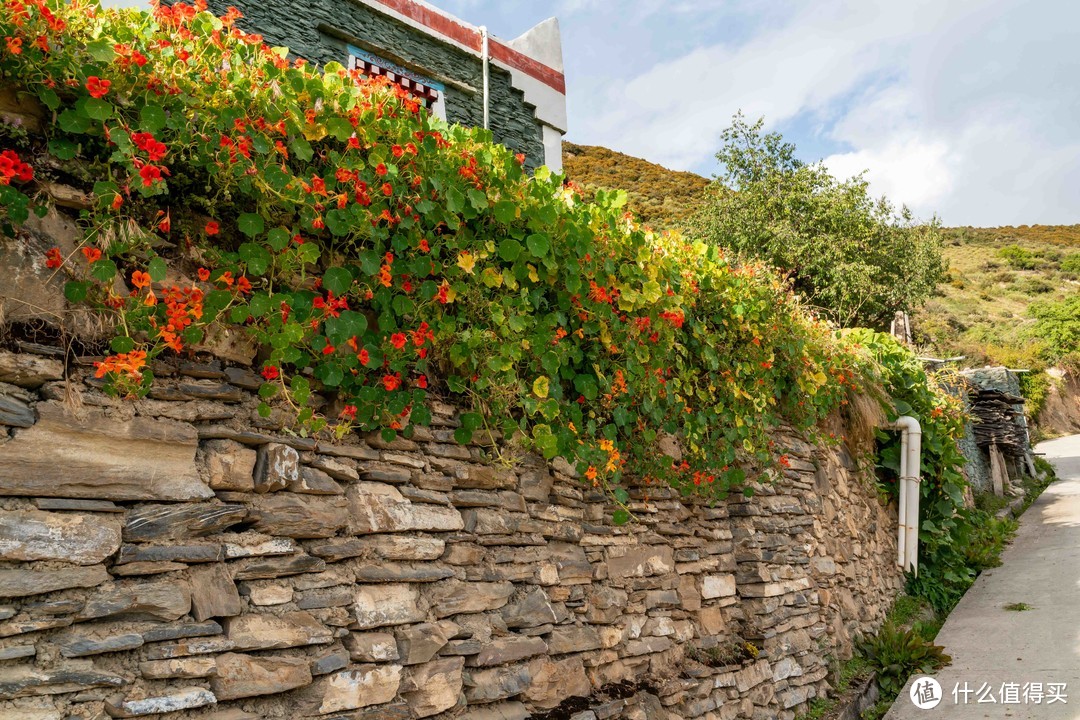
131 270 151 289
339 404 357 420
5 37 22 55
358 348 370 366
204 221 219 235
197 268 211 282
381 182 392 196
322 343 336 355
81 247 102 264
45 247 63 269
261 365 279 381
375 163 387 176
111 193 124 211
415 375 428 389
382 373 401 391
390 332 406 350
157 213 171 233
86 76 111 99
391 144 403 158
236 276 252 294
761 361 773 370
419 239 430 253
139 164 163 187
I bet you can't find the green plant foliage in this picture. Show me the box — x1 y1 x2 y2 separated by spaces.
1029 295 1080 362
691 114 946 330
0 0 865 505
848 331 975 603
857 621 951 698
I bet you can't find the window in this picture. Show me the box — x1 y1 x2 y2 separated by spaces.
348 45 446 120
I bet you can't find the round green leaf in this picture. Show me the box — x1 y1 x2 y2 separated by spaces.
322 266 353 295
237 213 265 238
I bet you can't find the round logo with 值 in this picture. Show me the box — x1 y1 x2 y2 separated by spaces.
910 676 943 709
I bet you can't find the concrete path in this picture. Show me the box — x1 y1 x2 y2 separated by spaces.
885 434 1080 720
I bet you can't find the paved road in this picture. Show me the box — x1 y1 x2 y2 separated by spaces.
886 434 1080 720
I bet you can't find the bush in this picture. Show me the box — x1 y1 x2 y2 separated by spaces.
998 244 1039 269
691 114 945 330
1029 296 1080 361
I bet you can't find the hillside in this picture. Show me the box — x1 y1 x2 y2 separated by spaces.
561 142 1080 429
562 142 709 231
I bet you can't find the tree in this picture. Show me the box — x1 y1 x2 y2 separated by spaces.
691 114 945 329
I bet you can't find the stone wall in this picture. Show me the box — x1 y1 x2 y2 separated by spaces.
0 345 903 720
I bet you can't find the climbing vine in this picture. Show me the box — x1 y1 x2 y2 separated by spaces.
3 0 873 509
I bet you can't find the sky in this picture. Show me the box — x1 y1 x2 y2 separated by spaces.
101 0 1080 227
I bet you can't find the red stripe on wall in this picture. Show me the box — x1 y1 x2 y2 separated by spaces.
369 0 566 94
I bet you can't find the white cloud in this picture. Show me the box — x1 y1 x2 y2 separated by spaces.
570 0 1080 225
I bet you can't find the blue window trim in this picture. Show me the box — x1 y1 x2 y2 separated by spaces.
347 44 446 95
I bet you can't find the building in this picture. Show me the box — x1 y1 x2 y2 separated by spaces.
197 0 567 172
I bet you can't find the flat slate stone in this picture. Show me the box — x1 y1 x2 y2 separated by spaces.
0 394 34 427
58 632 144 658
0 665 126 700
230 553 326 580
0 403 210 501
0 617 73 638
117 544 223 565
34 498 122 512
78 579 191 621
0 646 34 660
0 565 109 599
141 620 222 643
123 503 248 542
0 350 63 388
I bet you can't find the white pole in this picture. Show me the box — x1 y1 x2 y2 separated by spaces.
890 416 923 575
479 26 490 130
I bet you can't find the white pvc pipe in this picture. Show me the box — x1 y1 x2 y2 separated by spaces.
479 26 490 130
890 416 922 576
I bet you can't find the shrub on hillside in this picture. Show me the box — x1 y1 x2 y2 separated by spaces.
691 114 945 330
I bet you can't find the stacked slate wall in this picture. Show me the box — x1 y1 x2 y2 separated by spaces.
0 343 903 720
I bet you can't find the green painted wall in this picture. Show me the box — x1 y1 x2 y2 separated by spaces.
195 0 546 170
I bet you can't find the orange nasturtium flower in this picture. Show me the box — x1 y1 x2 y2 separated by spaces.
131 270 152 290
93 350 147 381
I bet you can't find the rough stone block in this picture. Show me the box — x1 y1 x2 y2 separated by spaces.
200 439 257 491
225 610 334 650
0 565 109 599
701 574 737 599
104 686 217 717
79 579 192 621
606 545 675 578
211 652 312 701
189 563 243 621
402 656 465 718
0 510 121 565
353 584 425 629
347 482 464 534
425 580 513 619
247 493 348 539
253 442 300 493
0 403 209 501
308 665 403 714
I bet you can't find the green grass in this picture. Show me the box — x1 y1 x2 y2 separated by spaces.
1004 602 1033 611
